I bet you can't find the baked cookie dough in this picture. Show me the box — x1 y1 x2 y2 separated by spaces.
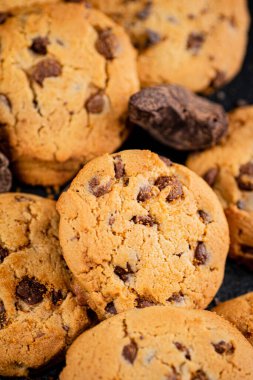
0 2 139 185
213 292 253 347
187 106 253 270
0 193 89 377
0 0 58 11
90 0 249 92
60 305 253 380
57 150 229 320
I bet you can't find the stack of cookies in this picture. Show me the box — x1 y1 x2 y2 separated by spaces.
0 1 252 379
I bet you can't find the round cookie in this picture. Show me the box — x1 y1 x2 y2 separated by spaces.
57 150 229 320
0 0 57 12
60 305 253 380
187 106 253 270
0 193 89 377
0 3 139 186
89 0 249 92
213 292 253 347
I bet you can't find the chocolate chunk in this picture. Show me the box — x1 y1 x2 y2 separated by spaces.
96 28 120 59
210 70 226 89
155 175 174 191
89 177 113 197
198 210 212 224
166 176 183 202
30 37 49 55
30 59 62 86
105 301 117 315
236 161 253 191
191 370 209 380
16 276 47 305
0 300 6 328
122 341 138 364
212 341 235 355
144 29 161 48
167 292 184 303
159 156 172 166
187 32 205 54
136 1 152 20
114 155 125 179
128 85 227 151
85 92 105 114
0 12 11 25
174 342 191 360
203 167 219 187
136 297 155 308
241 245 253 255
131 215 156 227
51 290 63 305
0 246 9 264
194 242 208 265
0 152 12 193
137 186 154 202
114 264 133 282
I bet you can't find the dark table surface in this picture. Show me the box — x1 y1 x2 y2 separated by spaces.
4 1 253 379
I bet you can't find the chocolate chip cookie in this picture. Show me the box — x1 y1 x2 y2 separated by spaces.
0 2 139 185
213 292 253 347
60 305 253 380
89 0 249 92
129 84 228 150
57 150 229 320
0 193 89 377
187 106 253 270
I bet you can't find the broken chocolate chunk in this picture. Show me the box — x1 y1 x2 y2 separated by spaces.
155 175 173 191
16 276 47 305
167 292 184 303
194 242 208 265
105 301 117 315
198 210 212 224
30 36 49 55
191 370 209 380
85 92 105 114
137 186 154 202
0 152 12 193
122 340 138 364
236 161 253 191
30 59 62 86
166 176 183 202
144 29 161 48
89 177 113 197
51 289 63 305
114 155 126 179
0 246 9 264
96 28 120 59
203 167 219 187
187 32 205 54
131 215 156 227
136 297 156 308
114 264 133 282
212 340 235 355
128 85 227 151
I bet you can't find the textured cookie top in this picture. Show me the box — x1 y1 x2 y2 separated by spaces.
60 306 253 380
214 292 253 347
57 150 229 319
0 2 139 184
90 0 249 91
0 193 89 377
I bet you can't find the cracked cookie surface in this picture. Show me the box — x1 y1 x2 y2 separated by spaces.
213 292 253 347
90 0 249 92
57 150 229 320
0 193 89 377
60 305 253 380
187 106 253 270
0 2 139 185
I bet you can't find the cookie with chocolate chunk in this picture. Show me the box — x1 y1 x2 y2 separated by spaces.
89 0 249 92
213 292 253 347
129 85 228 150
57 150 229 320
0 2 139 185
0 193 89 377
187 106 253 270
60 306 253 380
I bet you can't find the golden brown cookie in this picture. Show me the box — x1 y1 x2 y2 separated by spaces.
0 2 139 185
213 292 253 347
187 106 253 270
0 193 89 377
60 306 253 380
90 0 249 92
57 150 229 320
0 0 58 11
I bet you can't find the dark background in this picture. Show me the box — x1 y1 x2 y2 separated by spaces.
5 1 253 379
